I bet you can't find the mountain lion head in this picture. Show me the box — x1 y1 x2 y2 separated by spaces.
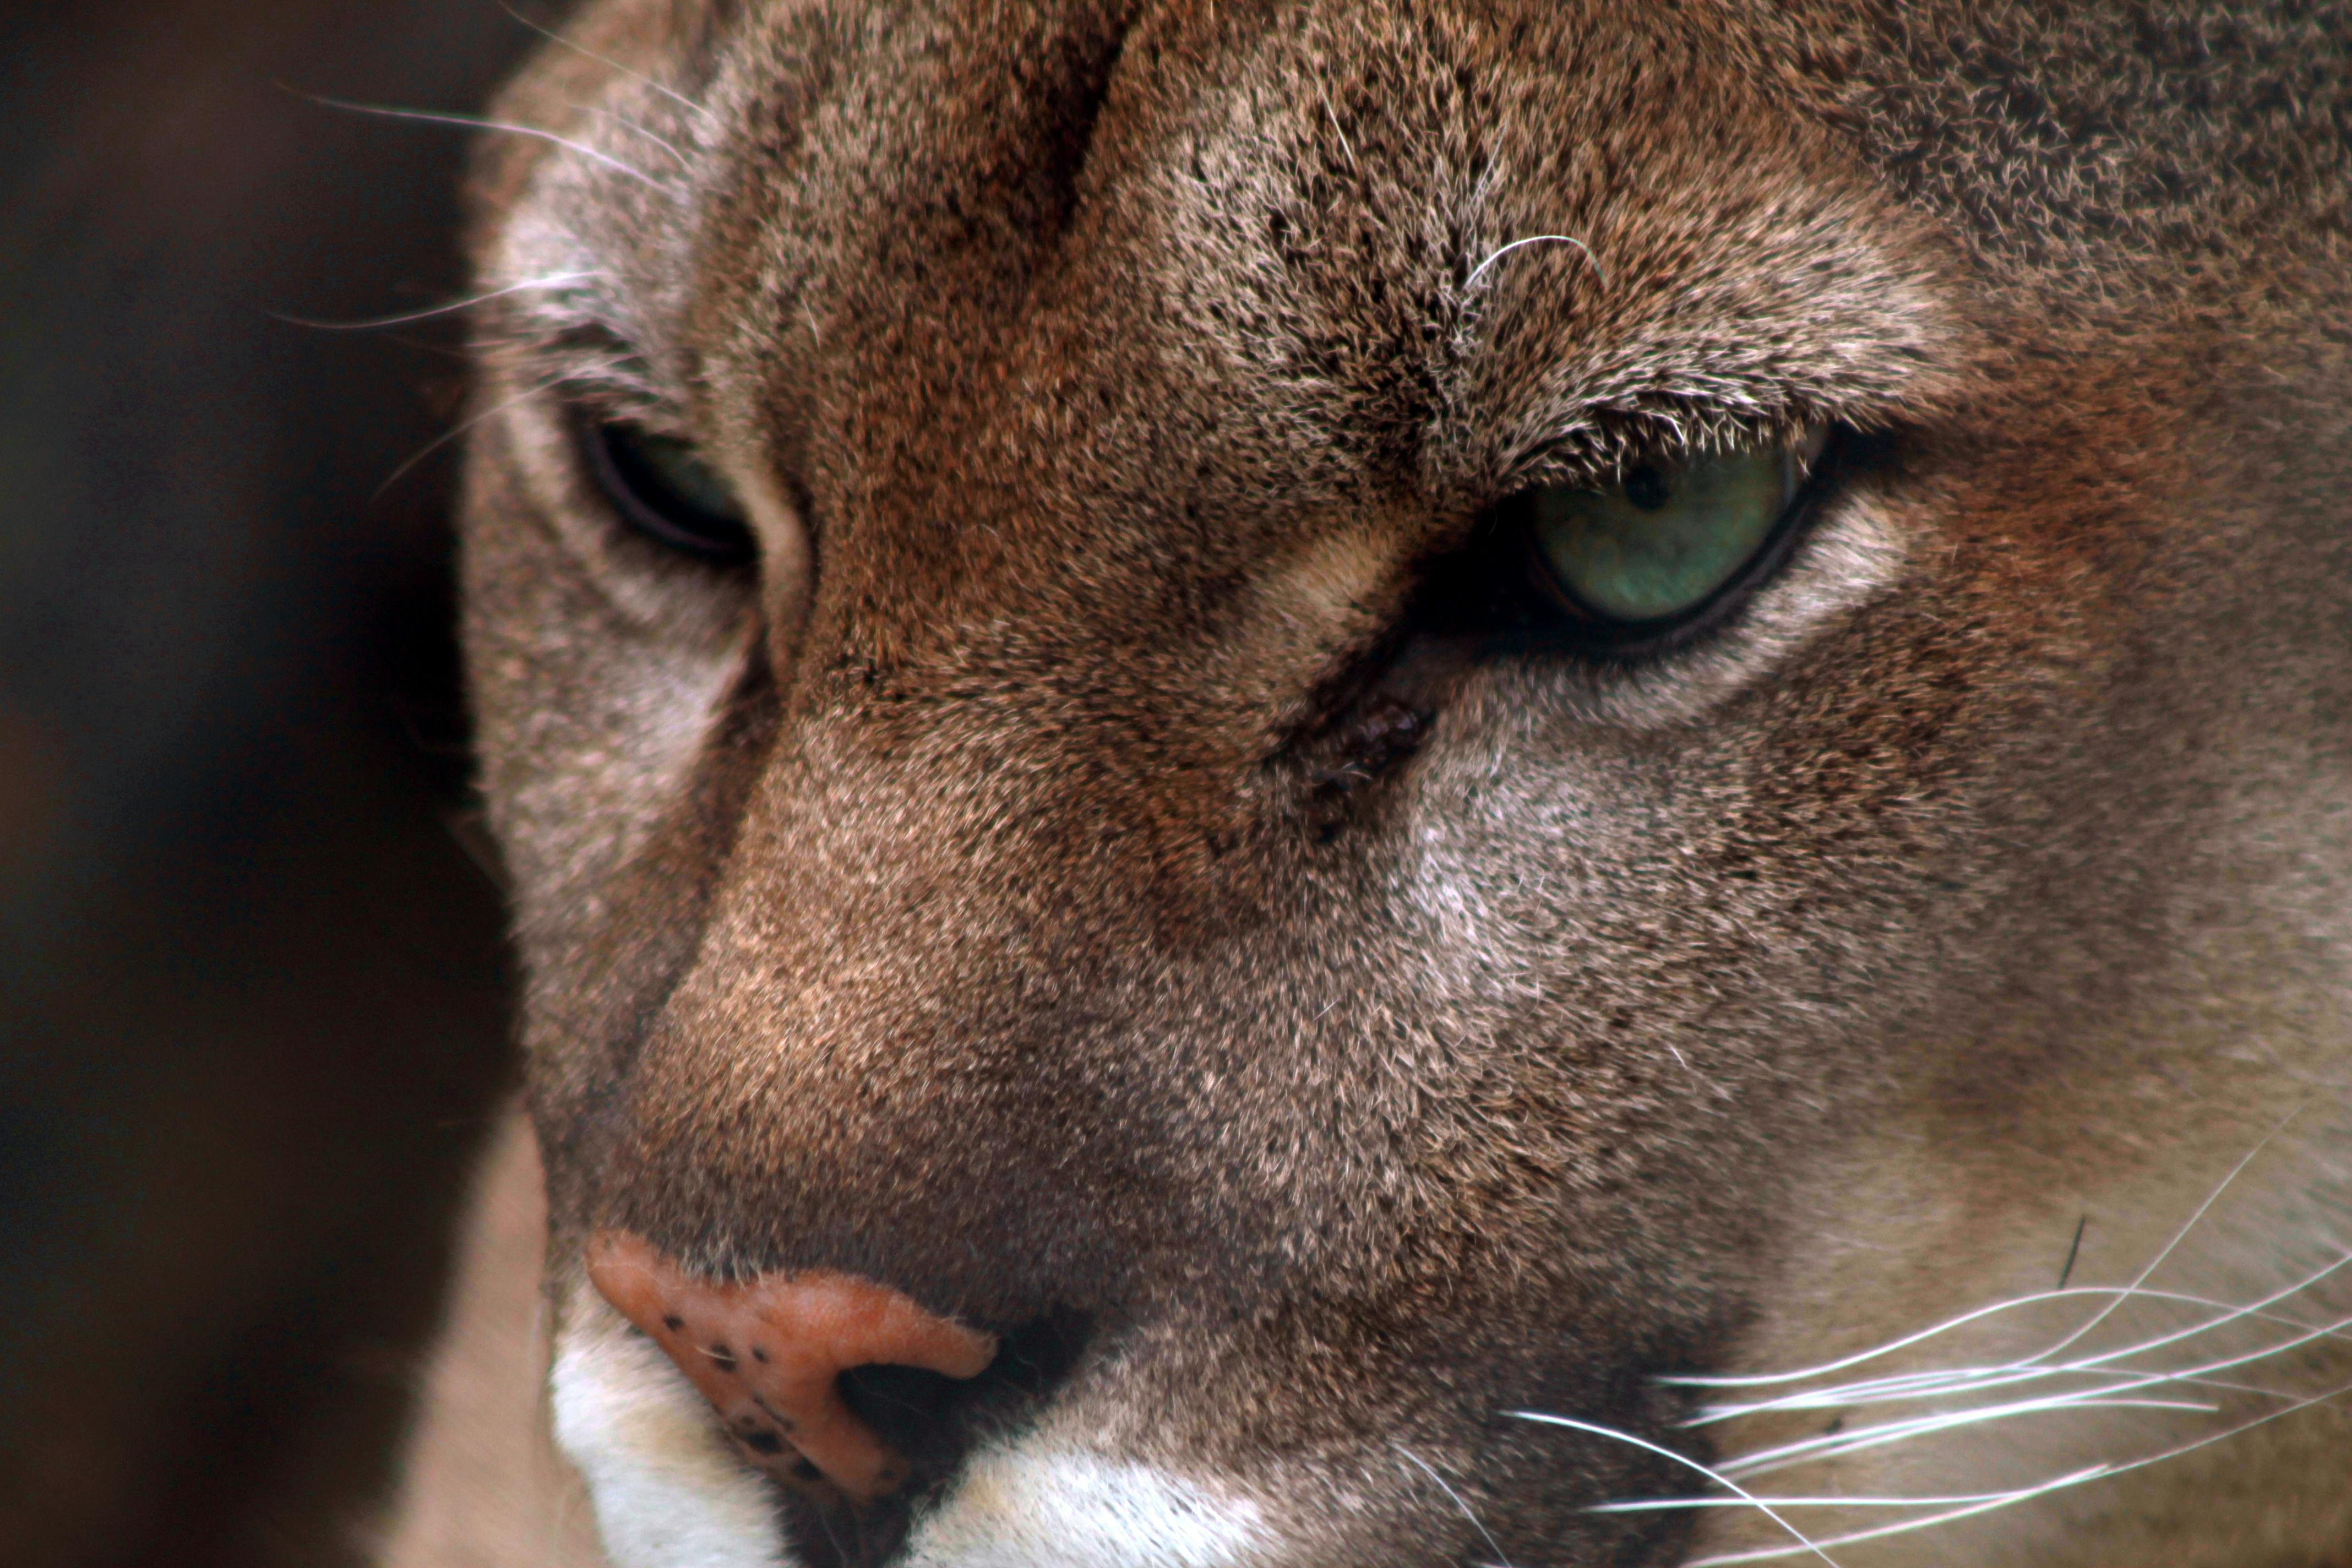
422 1 2352 1564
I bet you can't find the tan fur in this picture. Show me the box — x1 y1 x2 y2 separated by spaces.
390 2 2352 1564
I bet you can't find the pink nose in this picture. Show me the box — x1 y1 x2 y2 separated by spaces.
587 1232 999 1504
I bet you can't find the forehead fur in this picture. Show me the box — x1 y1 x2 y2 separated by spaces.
477 0 2352 393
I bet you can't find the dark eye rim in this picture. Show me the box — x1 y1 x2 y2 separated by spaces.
1462 426 1859 664
578 414 760 567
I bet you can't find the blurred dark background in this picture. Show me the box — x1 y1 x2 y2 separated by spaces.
1 3 555 1562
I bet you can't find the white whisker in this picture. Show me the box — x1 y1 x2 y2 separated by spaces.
499 1 722 126
2043 1373 2352 1491
565 104 695 172
273 271 604 332
1678 1374 2352 1566
2023 1110 2300 1368
1679 1467 2114 1566
1507 1412 1842 1567
1464 234 1604 291
1674 1120 2310 1397
1620 1116 2345 1563
1712 1303 2352 1483
298 92 666 189
2033 1250 2352 1384
1719 1395 2219 1482
1722 1319 2345 1476
373 372 579 498
1703 1357 2310 1426
1664 1287 2156 1394
1593 1478 2106 1512
1697 1248 2352 1459
1394 1446 1515 1568
1689 1283 2351 1425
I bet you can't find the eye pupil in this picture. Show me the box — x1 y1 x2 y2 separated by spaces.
1621 465 1671 511
585 419 758 566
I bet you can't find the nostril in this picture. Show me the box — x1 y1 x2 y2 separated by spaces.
835 1361 971 1469
838 1305 1096 1471
586 1232 999 1505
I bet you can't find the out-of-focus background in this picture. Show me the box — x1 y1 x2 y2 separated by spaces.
1 4 556 1562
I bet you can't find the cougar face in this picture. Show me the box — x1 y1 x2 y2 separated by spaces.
444 2 2352 1564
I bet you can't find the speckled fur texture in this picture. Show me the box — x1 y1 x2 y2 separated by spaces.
388 2 2352 1565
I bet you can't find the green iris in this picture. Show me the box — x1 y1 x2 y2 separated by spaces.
1528 443 1800 624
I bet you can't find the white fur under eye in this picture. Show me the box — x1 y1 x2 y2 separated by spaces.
1534 482 1913 731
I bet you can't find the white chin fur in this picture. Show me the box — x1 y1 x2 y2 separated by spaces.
551 1315 785 1568
553 1302 1264 1568
899 1446 1266 1568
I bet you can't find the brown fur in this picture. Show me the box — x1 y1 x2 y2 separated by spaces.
394 2 2352 1564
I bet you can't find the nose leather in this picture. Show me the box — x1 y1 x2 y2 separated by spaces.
587 1232 998 1503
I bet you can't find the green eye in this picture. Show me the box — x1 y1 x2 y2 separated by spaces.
1525 434 1822 628
585 419 757 565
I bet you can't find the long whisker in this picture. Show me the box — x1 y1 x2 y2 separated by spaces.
1721 1306 2352 1480
2033 1246 2352 1383
373 372 579 499
1623 1115 2342 1564
1673 1119 2306 1396
1690 1277 2352 1424
1676 1374 2352 1566
1507 1412 1842 1567
1699 1245 2352 1444
1594 1477 2108 1512
296 91 665 189
1663 1287 2162 1393
499 1 722 126
1706 1360 2309 1426
2022 1110 2301 1369
1720 1395 2220 1481
1677 1467 2114 1566
273 271 605 332
1394 1446 1515 1568
564 104 695 172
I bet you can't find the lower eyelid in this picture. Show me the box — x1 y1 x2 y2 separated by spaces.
1496 484 1910 732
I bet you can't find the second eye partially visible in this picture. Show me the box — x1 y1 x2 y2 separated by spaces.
583 417 759 567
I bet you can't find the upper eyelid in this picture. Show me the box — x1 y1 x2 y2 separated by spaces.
507 320 1815 491
571 398 702 445
1499 418 1827 496
524 368 705 453
477 290 682 412
515 335 1836 575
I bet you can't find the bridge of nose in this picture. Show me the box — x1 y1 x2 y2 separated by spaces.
586 712 1200 1355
